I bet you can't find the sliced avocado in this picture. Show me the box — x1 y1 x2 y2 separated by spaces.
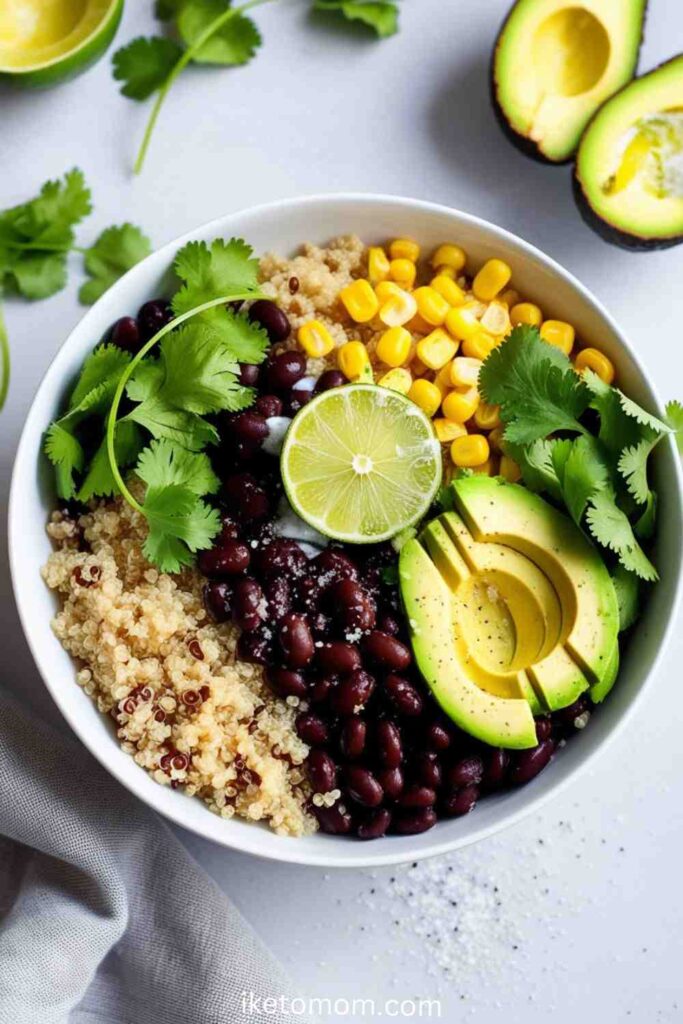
590 641 620 703
0 0 122 88
575 55 683 249
399 538 538 749
492 0 647 163
452 476 619 690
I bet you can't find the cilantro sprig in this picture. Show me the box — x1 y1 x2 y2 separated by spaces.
312 1 399 37
113 0 271 174
480 326 680 599
0 170 151 410
44 236 269 573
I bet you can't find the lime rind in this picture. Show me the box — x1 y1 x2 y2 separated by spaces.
280 383 443 544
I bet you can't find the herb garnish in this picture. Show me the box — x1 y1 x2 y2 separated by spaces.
44 236 269 572
0 169 151 410
312 1 399 37
480 325 680 588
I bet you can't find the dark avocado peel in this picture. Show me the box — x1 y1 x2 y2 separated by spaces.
492 0 647 164
0 0 123 89
574 55 683 250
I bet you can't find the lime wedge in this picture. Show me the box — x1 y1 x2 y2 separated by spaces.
281 384 442 544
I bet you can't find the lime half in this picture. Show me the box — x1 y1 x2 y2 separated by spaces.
281 384 442 544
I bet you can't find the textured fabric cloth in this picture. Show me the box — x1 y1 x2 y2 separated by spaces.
0 693 308 1024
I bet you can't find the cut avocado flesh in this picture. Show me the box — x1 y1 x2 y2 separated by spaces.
575 55 683 248
0 0 123 88
492 0 646 162
399 478 620 749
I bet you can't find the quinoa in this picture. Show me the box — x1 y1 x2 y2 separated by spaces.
43 501 315 837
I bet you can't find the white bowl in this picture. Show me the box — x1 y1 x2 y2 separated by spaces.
9 195 683 868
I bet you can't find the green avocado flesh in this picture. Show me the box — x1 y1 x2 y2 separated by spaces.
575 55 683 247
0 0 122 87
493 0 646 163
399 477 620 749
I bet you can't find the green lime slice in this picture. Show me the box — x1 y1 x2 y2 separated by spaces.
281 383 443 544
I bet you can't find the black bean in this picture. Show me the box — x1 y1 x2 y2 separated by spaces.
203 581 233 623
413 751 442 789
424 721 451 751
238 363 260 387
328 579 376 633
331 670 375 716
267 668 307 699
448 756 484 788
535 717 552 742
508 739 555 785
110 316 142 353
362 631 412 671
377 613 400 637
263 577 291 622
308 750 337 793
314 802 352 835
137 298 173 341
378 766 404 801
279 613 314 669
392 808 437 835
340 716 367 759
317 642 362 675
310 676 335 705
384 675 424 717
296 712 328 747
376 720 402 768
314 369 346 393
441 785 479 818
482 749 509 790
311 549 358 586
231 578 265 632
228 410 269 445
554 697 590 728
254 538 308 578
255 394 284 419
222 473 270 523
357 808 392 840
236 627 272 665
399 785 436 809
248 299 291 343
198 539 250 578
345 766 383 808
265 350 306 391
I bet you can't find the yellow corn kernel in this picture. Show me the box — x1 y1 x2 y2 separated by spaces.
390 238 420 262
406 312 432 335
431 274 466 307
461 330 497 360
499 454 521 482
297 320 335 358
445 303 481 341
379 288 418 328
472 456 498 476
442 386 480 423
449 356 482 388
389 258 417 290
413 286 451 327
340 279 379 324
488 427 505 452
434 362 456 396
499 288 520 309
472 259 512 302
575 347 615 385
541 319 575 355
375 280 404 303
376 326 412 367
378 367 413 394
431 244 466 273
408 378 442 417
480 300 511 337
435 264 456 280
338 340 370 380
473 402 502 430
450 433 490 468
368 246 391 285
510 302 543 327
434 418 467 443
417 328 458 370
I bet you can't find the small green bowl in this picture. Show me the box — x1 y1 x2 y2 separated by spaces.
0 0 123 88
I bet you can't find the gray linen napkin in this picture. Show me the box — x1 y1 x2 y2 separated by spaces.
0 692 309 1024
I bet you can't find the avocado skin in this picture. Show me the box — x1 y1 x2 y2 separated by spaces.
572 170 683 251
490 0 650 165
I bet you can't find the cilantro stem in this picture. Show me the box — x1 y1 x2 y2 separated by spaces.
105 290 267 513
0 297 9 412
133 0 274 175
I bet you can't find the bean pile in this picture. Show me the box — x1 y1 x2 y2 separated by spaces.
149 297 592 841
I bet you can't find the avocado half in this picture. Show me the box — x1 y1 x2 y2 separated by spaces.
0 0 123 89
491 0 647 164
575 55 683 250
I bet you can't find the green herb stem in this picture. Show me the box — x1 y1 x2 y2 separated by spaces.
0 296 9 412
105 289 267 512
134 0 274 175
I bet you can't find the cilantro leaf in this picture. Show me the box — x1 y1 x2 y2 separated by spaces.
555 435 610 526
112 36 183 100
136 438 220 495
80 224 153 305
634 490 657 540
618 434 660 506
177 0 262 65
313 0 399 37
155 0 183 17
44 422 85 500
126 399 218 451
172 238 260 316
665 400 683 455
611 563 641 632
504 438 565 501
77 422 144 502
68 345 132 411
585 488 658 582
142 485 221 572
156 322 245 413
479 326 591 444
10 253 68 301
215 309 269 364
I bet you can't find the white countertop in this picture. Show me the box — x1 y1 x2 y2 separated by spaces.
1 1 682 1020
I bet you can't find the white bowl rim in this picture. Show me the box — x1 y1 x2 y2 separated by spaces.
9 191 683 868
